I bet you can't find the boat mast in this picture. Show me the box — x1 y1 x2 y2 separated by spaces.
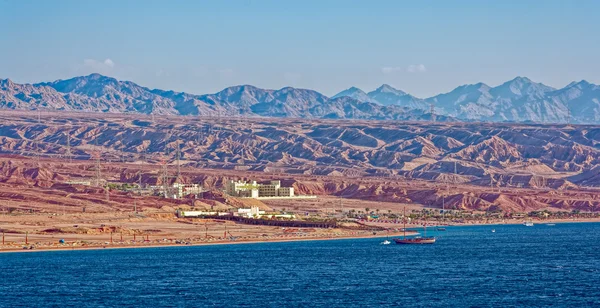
423 213 427 238
403 207 406 239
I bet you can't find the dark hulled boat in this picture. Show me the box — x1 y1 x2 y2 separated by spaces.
393 207 436 245
394 237 436 244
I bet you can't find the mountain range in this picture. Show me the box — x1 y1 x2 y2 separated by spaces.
1 74 599 123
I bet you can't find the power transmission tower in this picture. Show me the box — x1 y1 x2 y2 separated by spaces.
65 131 72 163
159 157 170 198
91 151 102 187
430 103 436 122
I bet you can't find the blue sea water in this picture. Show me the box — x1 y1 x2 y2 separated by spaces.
1 223 600 307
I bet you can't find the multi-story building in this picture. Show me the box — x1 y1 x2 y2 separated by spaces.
173 183 203 198
277 186 294 197
225 180 295 198
225 180 260 198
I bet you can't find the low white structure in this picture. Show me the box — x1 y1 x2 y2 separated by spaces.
237 206 265 218
176 210 229 218
236 207 296 219
65 179 92 186
262 214 296 219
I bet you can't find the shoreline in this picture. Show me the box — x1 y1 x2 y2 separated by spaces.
2 219 599 254
0 231 408 254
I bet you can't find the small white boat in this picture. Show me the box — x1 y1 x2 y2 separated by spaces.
381 240 391 245
491 229 496 233
524 221 534 227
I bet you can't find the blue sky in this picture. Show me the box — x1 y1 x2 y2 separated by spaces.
1 0 598 97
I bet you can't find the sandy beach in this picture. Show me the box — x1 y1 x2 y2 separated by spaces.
3 213 599 253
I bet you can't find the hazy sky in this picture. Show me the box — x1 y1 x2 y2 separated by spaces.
1 0 598 98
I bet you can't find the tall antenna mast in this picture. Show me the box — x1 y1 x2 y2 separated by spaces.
35 109 41 166
119 132 125 163
93 131 102 187
176 141 181 182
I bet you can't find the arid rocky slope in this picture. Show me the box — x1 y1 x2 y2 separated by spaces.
1 153 599 214
0 110 599 189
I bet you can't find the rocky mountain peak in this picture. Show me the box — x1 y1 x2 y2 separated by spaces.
374 84 406 95
573 80 592 88
2 75 600 123
491 76 555 99
332 86 367 98
0 78 14 88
